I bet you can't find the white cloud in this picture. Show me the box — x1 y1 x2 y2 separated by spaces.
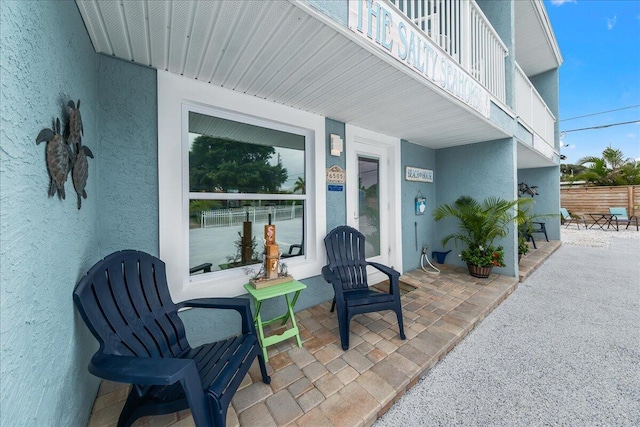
607 15 617 30
551 0 577 6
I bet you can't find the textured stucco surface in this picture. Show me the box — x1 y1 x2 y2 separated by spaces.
518 166 561 240
97 56 158 256
1 1 101 425
401 140 437 272
435 138 518 277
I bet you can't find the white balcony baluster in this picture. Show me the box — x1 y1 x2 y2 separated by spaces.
515 64 556 152
389 0 507 103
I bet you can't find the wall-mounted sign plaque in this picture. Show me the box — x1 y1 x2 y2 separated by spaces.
326 165 346 184
405 166 433 183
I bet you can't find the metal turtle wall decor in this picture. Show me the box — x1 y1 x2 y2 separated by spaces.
67 99 83 146
36 118 72 200
67 99 93 209
36 98 94 209
518 182 538 197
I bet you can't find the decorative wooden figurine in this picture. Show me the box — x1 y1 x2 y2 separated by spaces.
264 224 279 279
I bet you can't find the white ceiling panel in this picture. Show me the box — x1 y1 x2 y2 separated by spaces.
147 2 170 70
514 0 562 77
167 1 195 75
518 142 557 169
97 1 130 60
77 1 111 54
121 1 149 66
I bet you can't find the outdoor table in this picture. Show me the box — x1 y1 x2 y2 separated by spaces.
586 213 614 230
244 279 306 362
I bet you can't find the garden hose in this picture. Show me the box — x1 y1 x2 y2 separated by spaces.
420 247 440 274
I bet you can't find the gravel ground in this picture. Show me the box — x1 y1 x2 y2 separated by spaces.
560 226 640 248
374 228 640 427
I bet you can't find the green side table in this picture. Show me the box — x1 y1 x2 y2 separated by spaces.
244 280 307 362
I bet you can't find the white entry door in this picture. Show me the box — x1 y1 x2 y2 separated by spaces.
345 125 402 281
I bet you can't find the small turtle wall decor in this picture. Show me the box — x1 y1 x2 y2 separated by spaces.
67 99 83 145
72 143 94 209
66 99 93 209
36 118 72 200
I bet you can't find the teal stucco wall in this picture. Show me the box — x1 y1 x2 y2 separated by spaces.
518 166 561 240
435 138 518 277
1 1 100 425
401 140 437 272
0 2 161 424
97 56 159 256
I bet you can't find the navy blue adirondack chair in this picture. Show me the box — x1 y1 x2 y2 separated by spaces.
73 250 270 427
322 226 406 350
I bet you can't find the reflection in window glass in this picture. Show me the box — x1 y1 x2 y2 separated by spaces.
189 200 304 274
358 157 380 258
187 112 306 276
189 112 305 194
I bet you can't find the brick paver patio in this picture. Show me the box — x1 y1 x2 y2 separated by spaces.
87 240 560 427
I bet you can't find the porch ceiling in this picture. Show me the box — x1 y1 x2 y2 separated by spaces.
514 0 563 77
517 142 557 169
75 0 508 149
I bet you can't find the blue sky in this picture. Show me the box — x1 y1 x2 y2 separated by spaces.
544 0 640 164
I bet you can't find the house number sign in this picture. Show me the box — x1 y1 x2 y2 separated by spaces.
326 165 346 184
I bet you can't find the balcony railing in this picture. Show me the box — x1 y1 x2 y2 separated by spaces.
515 64 556 149
390 0 508 103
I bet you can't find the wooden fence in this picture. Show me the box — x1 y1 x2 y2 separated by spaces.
560 185 640 218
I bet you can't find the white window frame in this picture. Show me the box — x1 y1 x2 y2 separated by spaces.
158 71 326 302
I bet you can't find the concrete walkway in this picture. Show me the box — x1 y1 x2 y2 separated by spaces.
375 231 640 426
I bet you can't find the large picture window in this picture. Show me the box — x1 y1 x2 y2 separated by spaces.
186 109 307 276
158 71 325 300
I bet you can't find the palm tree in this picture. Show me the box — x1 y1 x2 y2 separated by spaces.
618 161 640 185
293 177 305 194
576 146 637 185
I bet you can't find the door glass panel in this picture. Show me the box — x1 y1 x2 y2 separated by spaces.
358 157 380 258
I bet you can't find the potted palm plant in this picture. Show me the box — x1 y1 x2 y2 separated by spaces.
517 235 530 262
433 195 530 278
